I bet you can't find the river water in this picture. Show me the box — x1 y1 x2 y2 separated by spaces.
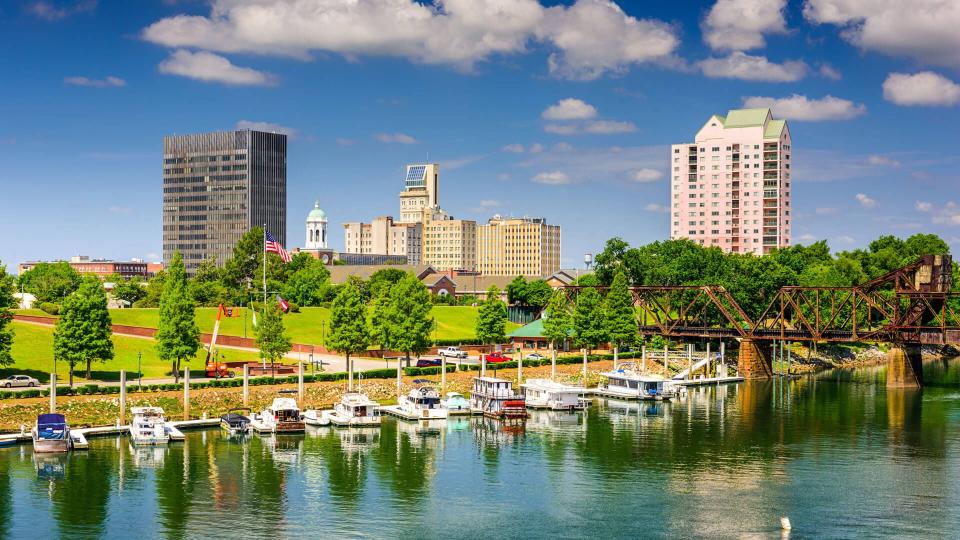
3 361 960 539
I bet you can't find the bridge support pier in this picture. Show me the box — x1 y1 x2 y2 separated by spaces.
737 339 773 379
886 344 923 389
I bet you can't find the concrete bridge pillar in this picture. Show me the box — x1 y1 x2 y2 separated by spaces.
737 339 773 379
886 344 923 389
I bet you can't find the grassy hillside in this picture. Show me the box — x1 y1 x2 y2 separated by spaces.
16 306 519 344
5 322 261 382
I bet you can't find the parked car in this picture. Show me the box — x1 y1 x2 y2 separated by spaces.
525 353 546 361
439 346 468 359
416 358 442 367
3 375 39 388
484 352 509 363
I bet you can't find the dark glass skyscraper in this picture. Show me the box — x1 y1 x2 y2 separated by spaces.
162 130 286 272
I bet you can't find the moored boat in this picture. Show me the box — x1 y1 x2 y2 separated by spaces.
32 413 71 453
220 408 251 435
599 363 678 401
520 379 586 411
129 407 170 445
326 392 381 427
470 377 528 420
442 392 470 413
251 398 305 434
398 385 448 420
303 409 331 427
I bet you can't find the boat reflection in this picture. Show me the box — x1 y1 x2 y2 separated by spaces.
34 453 65 479
264 435 303 466
130 443 168 468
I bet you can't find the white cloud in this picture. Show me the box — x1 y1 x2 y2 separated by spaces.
143 0 679 81
643 203 669 213
236 120 297 138
374 132 417 144
544 124 579 135
698 52 807 82
479 199 501 208
26 0 96 21
741 94 865 121
855 193 877 208
702 0 787 51
531 171 572 185
528 143 545 153
553 142 573 152
814 207 839 215
916 201 933 212
865 154 899 167
542 98 597 120
882 72 960 107
819 63 842 80
64 75 125 88
502 143 526 153
630 168 662 183
584 120 637 134
158 49 276 85
519 144 664 186
803 0 960 68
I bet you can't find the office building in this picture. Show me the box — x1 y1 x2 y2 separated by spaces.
476 215 561 276
342 216 422 265
670 108 792 254
162 129 287 271
19 256 148 278
422 207 477 271
399 163 439 223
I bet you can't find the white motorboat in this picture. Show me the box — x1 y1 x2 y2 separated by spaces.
303 409 331 427
251 398 305 434
398 385 448 419
470 377 527 419
326 392 381 427
520 379 587 410
599 362 678 401
129 407 170 445
441 392 471 413
32 413 71 453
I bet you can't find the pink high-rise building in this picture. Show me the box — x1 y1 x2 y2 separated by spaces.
670 108 792 255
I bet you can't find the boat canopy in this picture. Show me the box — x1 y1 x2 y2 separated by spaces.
271 397 299 411
37 413 66 426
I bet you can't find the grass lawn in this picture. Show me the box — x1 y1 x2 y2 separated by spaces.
4 321 261 383
16 306 520 344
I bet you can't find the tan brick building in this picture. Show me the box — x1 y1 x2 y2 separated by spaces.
476 216 561 276
422 207 477 271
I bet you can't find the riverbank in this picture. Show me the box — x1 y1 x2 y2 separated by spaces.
0 361 614 432
780 342 960 374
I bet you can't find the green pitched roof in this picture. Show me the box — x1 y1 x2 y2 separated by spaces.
763 119 786 139
508 318 545 338
723 108 770 128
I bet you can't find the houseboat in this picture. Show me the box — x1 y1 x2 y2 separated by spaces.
470 377 528 420
397 385 448 420
599 363 678 401
129 407 170 445
32 413 71 453
251 398 305 434
326 392 381 427
220 408 251 435
520 379 587 411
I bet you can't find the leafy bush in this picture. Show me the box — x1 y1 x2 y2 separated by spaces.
37 302 60 316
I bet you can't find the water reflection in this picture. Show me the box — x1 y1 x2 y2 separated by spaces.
0 360 958 538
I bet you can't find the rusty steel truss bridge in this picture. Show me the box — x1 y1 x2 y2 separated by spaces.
563 254 960 346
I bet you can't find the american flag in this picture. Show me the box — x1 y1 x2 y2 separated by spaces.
265 230 291 262
277 295 289 313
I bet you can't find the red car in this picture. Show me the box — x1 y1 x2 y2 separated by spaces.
484 352 509 363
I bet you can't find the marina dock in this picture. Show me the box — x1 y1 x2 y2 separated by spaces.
0 418 220 447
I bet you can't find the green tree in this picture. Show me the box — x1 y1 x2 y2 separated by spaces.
367 268 407 299
506 276 528 306
475 286 507 345
111 275 147 306
0 264 15 367
542 290 572 375
18 261 81 303
256 303 292 373
327 279 370 389
155 252 200 383
605 271 638 351
53 277 114 385
223 227 264 288
135 270 166 308
525 279 554 310
388 275 435 365
573 287 608 353
188 259 231 307
281 257 331 307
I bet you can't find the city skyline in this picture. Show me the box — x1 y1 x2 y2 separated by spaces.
2 0 960 272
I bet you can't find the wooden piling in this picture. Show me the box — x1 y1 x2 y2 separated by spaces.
582 349 587 378
641 346 647 373
183 367 190 420
441 355 447 394
516 346 523 382
297 361 304 407
242 364 249 406
49 373 56 414
119 370 126 425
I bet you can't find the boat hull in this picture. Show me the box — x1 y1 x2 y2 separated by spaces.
328 414 381 427
32 438 70 453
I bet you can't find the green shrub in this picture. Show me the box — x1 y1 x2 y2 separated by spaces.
37 302 60 316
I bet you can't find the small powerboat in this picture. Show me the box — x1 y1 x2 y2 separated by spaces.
129 407 170 445
251 398 305 434
32 413 71 453
442 392 470 412
303 409 331 427
220 408 251 435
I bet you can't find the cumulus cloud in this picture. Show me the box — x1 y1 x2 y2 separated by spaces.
855 193 877 208
882 72 960 107
819 63 842 80
236 120 297 137
865 154 899 167
531 171 572 185
158 50 276 85
64 75 125 88
542 98 597 120
584 120 637 134
374 132 418 144
643 203 669 213
143 0 680 81
702 0 787 51
741 94 865 121
630 168 662 182
544 124 579 135
803 0 960 68
698 52 807 82
528 143 545 153
916 201 933 212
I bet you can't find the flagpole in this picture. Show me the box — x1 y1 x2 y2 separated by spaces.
262 224 267 372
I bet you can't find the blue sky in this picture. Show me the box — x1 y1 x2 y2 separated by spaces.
2 0 959 272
